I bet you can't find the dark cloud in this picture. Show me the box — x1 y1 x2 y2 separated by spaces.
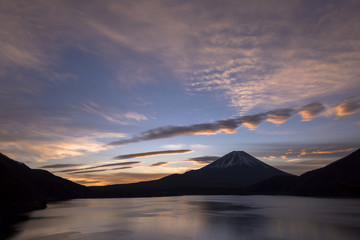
108 121 239 146
39 163 82 169
68 166 134 174
96 161 141 167
113 149 193 159
336 97 360 116
70 169 109 174
299 102 326 121
108 109 296 146
112 166 133 170
149 162 169 167
186 156 219 164
54 161 141 173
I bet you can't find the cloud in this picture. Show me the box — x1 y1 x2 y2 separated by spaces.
265 109 295 124
39 163 83 169
0 134 108 163
149 162 169 167
186 1 360 113
113 149 193 159
161 144 187 150
161 144 209 150
70 169 109 174
55 161 141 173
76 101 147 125
263 156 277 161
259 145 358 163
70 166 134 174
186 156 219 165
123 112 147 121
336 97 360 116
298 102 326 121
107 97 358 147
112 166 133 170
1 1 359 109
308 148 357 155
240 113 267 130
108 107 296 145
285 159 301 163
0 99 129 163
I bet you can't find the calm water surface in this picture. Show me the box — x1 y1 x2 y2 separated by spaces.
9 195 360 240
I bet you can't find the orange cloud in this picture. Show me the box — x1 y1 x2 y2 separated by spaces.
262 156 277 161
266 117 287 124
242 122 259 130
310 148 356 155
286 158 301 162
298 102 326 121
192 128 237 135
335 98 360 116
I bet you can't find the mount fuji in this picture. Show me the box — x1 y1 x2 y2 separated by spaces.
183 151 292 187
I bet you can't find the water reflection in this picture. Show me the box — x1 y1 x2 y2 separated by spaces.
9 196 360 240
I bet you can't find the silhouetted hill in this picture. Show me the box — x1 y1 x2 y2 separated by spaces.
0 153 87 213
290 148 360 197
249 175 299 195
89 151 292 197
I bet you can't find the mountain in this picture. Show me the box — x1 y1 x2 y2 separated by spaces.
0 153 87 213
184 151 292 186
89 151 292 197
290 148 360 197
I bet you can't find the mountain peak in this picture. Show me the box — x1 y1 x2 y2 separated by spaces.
204 150 267 169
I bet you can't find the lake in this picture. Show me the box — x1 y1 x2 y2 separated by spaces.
8 195 360 240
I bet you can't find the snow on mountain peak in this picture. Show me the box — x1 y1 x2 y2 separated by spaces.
204 151 267 169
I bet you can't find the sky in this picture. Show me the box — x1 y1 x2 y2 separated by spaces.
1 0 359 186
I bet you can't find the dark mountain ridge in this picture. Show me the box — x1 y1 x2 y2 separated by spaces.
290 148 360 196
0 153 87 213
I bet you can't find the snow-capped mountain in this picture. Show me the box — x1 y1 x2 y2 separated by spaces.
204 151 270 169
182 150 291 187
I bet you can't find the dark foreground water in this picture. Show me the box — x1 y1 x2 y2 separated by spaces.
8 195 360 240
